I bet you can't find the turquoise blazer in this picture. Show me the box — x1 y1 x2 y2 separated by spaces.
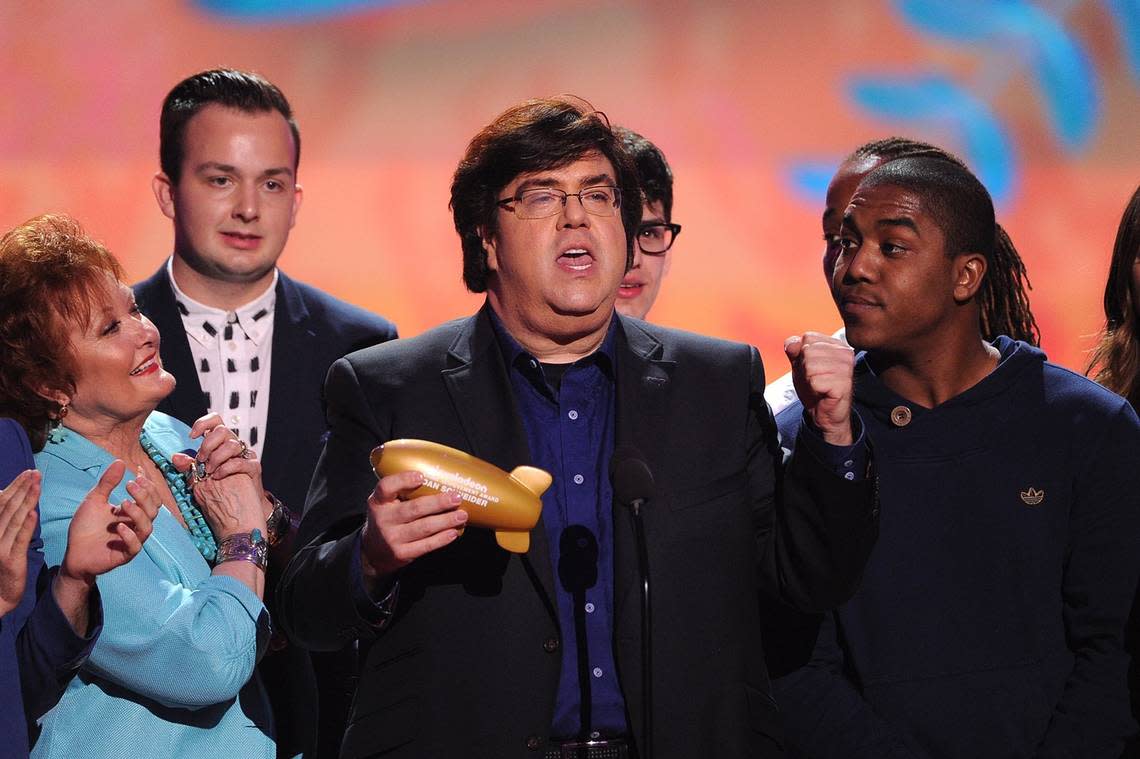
31 412 274 759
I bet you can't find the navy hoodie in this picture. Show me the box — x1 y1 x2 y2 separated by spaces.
772 337 1140 759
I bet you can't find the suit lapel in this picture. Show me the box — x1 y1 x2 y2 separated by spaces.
612 317 675 627
261 274 317 492
138 265 208 425
441 306 557 617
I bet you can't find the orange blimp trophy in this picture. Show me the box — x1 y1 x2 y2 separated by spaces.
370 439 552 554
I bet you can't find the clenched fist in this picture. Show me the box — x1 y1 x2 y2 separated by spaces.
784 332 855 446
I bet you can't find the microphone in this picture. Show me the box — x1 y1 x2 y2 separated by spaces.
558 526 599 734
610 444 655 515
609 444 655 759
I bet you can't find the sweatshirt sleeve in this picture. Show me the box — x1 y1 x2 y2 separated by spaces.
750 347 879 614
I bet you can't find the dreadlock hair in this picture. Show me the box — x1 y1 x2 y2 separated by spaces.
1087 184 1140 411
846 138 1040 346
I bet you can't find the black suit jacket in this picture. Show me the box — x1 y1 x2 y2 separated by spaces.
279 305 877 759
134 264 397 757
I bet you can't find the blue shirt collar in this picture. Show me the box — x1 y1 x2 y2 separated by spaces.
487 306 618 393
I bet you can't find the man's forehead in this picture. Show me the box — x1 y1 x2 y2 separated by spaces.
183 105 297 158
507 152 615 188
845 184 928 224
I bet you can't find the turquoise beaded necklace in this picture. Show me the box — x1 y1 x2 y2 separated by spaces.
139 429 217 563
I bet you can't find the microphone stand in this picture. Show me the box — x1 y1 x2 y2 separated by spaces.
629 497 652 759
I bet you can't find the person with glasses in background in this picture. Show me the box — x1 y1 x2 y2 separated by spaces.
612 127 681 321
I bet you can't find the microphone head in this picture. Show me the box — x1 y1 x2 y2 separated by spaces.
610 443 655 504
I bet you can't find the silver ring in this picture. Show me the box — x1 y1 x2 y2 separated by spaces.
237 439 253 459
185 460 208 487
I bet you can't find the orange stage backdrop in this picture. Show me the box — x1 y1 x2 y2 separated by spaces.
2 0 1137 376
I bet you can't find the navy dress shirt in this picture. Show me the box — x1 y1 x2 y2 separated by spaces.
493 314 627 740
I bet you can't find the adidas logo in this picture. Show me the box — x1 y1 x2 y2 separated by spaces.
1020 487 1044 506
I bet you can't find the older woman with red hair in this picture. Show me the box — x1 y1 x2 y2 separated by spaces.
0 214 277 758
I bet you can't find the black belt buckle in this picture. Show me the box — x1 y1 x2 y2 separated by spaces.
553 736 630 759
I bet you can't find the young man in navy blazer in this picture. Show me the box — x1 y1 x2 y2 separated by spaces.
134 69 397 759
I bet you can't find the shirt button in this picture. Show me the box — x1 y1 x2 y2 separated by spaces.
592 667 603 678
589 731 601 740
543 637 559 653
844 471 855 481
568 409 579 420
573 474 584 485
890 405 912 427
843 460 854 468
229 415 240 425
584 602 595 613
525 735 542 751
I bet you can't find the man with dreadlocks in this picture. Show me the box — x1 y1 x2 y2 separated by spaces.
764 137 1039 415
770 155 1140 758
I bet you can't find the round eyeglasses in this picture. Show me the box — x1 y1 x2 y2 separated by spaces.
497 186 622 219
636 222 682 255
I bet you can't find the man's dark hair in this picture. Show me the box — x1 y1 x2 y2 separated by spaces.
848 138 1038 345
615 126 674 221
160 68 300 185
859 156 995 260
450 97 641 293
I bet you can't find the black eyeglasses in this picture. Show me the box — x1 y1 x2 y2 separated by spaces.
636 222 682 255
497 186 622 219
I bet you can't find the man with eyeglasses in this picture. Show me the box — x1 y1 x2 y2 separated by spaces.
279 97 877 759
613 127 681 320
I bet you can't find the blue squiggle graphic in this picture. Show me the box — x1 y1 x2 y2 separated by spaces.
896 0 1099 150
194 0 422 22
786 161 842 205
848 73 1016 203
1103 0 1140 83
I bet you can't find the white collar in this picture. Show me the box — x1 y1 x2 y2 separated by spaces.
166 257 278 346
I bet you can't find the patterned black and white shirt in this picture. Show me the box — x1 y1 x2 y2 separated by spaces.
167 258 276 456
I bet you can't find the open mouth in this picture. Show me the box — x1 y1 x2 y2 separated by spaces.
557 247 594 272
129 354 159 376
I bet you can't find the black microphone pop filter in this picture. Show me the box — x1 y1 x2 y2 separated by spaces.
610 444 656 505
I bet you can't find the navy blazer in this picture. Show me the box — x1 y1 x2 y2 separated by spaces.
0 419 97 759
133 264 397 758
